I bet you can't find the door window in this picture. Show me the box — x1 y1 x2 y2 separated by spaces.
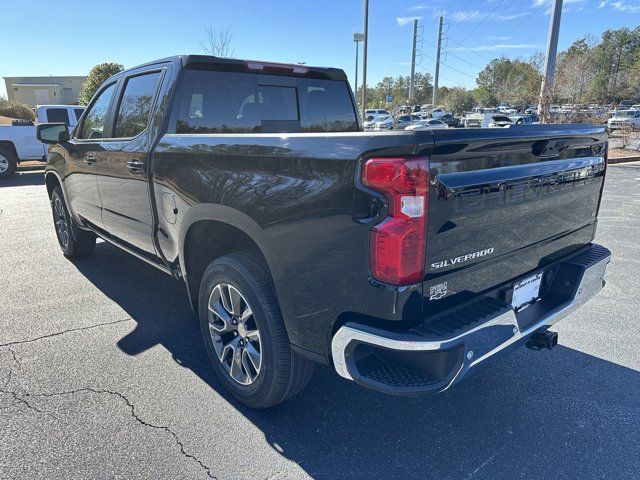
77 83 117 140
74 108 85 122
113 72 161 138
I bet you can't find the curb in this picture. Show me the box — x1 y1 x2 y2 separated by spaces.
607 156 640 165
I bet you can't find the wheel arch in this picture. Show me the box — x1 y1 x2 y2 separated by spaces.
178 205 277 312
45 171 62 199
0 141 18 159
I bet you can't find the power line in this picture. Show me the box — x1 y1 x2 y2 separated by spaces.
456 0 507 45
415 64 470 89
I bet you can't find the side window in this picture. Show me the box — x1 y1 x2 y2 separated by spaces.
47 108 70 125
78 83 116 140
74 108 85 122
113 72 161 138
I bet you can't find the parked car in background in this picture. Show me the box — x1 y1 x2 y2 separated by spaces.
439 113 460 128
464 111 510 128
509 114 538 125
365 109 390 119
430 108 445 119
607 110 640 131
405 119 448 130
0 105 85 179
488 114 513 128
498 106 517 115
630 104 640 111
619 100 635 109
525 106 539 115
372 114 394 131
395 114 416 130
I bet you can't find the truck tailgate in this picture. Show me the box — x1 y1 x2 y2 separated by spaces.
423 125 607 311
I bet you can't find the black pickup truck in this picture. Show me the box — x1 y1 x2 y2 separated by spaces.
37 55 611 409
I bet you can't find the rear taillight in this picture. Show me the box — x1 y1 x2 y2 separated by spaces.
362 157 429 285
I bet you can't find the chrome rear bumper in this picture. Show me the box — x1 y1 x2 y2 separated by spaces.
331 244 611 395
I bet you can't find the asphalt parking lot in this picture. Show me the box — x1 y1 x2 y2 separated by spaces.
1 164 639 480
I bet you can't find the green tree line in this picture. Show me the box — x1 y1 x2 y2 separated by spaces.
357 25 639 113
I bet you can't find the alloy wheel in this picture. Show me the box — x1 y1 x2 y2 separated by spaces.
0 155 8 174
53 196 69 247
207 283 262 385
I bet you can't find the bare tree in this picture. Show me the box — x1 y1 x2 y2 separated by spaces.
200 25 234 58
618 125 634 150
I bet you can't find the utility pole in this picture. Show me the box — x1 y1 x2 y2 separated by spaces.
353 33 364 97
361 0 369 121
409 19 418 102
538 0 563 123
432 16 443 107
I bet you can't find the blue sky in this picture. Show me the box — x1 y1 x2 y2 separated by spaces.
1 0 639 99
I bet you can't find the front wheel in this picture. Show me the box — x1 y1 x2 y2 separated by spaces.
198 252 314 409
50 186 96 257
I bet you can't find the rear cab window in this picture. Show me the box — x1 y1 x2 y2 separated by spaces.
46 108 70 125
174 69 358 134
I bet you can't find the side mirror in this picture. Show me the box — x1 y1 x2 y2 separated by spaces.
36 123 70 144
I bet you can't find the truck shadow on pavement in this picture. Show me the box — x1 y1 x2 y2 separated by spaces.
0 169 46 187
72 242 640 480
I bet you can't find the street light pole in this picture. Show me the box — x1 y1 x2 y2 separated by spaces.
361 0 369 121
409 19 418 102
432 15 443 106
538 0 563 123
353 33 364 98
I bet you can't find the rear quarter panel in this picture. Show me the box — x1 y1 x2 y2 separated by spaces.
152 131 433 357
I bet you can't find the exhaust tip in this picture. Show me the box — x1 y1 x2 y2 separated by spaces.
526 330 558 350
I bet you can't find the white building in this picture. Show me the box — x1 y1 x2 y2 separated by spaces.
3 76 86 107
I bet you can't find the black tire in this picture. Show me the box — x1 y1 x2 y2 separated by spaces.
198 252 314 409
50 186 96 257
0 147 17 179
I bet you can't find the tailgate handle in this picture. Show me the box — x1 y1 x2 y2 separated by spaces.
532 139 570 158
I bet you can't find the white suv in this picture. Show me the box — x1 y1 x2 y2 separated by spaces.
607 110 640 131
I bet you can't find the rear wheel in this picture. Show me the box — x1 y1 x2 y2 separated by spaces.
50 186 96 257
198 252 314 409
0 148 17 179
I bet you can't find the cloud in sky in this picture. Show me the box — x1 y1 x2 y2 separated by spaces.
598 0 640 12
450 43 543 52
451 10 528 22
397 16 423 26
532 0 584 5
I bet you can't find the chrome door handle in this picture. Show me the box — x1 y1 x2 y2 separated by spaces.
127 159 145 173
83 154 96 165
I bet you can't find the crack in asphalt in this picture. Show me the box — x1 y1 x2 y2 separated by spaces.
0 347 56 418
0 317 134 348
0 322 216 478
2 384 217 479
